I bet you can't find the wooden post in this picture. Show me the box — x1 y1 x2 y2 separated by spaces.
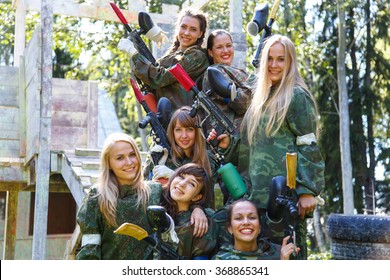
3 191 19 260
31 0 52 260
229 0 246 69
13 0 27 67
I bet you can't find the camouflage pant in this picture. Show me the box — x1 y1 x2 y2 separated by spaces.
259 209 308 260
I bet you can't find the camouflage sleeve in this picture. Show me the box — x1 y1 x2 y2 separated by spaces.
191 214 217 258
131 53 176 89
236 122 253 192
180 47 210 82
286 87 325 196
224 67 254 116
76 190 102 260
147 181 163 205
131 47 209 89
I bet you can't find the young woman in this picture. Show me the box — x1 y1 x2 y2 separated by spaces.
202 29 255 135
202 30 256 204
212 199 299 260
144 106 219 208
118 9 209 109
209 35 325 259
161 163 217 259
76 133 207 259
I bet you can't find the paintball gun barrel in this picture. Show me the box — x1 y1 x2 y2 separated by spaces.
110 1 157 65
130 78 171 165
250 0 281 68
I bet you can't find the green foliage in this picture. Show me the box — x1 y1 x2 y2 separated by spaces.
307 250 332 260
146 0 186 13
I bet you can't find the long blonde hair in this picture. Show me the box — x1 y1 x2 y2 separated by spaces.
167 106 212 176
244 35 318 144
96 133 150 227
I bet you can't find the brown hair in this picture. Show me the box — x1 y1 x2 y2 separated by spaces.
167 106 212 176
227 198 260 228
206 29 233 64
161 163 211 221
168 8 208 53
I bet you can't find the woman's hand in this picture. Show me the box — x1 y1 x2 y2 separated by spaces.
280 235 300 260
297 194 316 219
190 207 208 238
207 129 230 149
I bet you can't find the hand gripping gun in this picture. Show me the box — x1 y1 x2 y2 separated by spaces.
110 1 159 111
267 152 299 257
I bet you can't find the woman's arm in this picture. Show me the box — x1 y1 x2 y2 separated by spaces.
286 88 325 218
131 47 209 89
76 191 102 260
286 88 325 197
190 207 208 238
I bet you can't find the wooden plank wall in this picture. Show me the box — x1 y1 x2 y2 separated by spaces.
51 79 98 150
24 26 41 164
0 66 19 158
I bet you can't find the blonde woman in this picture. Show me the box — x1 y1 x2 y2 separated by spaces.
209 35 325 259
77 133 206 259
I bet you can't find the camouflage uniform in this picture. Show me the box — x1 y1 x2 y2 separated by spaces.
212 204 233 251
212 239 281 260
175 208 217 259
222 86 325 259
143 150 220 209
201 63 255 135
76 182 162 260
131 46 209 109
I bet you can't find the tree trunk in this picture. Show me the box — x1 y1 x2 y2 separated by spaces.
364 0 376 214
313 208 326 253
348 8 366 214
336 0 354 214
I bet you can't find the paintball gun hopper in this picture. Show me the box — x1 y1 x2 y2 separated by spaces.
246 4 269 36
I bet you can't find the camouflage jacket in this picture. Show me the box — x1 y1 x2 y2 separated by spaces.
76 182 162 260
131 45 209 109
202 63 255 135
222 85 325 209
212 239 281 260
175 208 217 259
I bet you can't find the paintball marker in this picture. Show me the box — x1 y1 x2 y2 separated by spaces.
110 1 159 111
266 152 299 258
115 205 184 260
130 78 171 165
168 64 235 147
110 1 157 65
249 0 282 68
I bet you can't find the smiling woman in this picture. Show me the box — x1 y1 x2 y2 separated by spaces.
117 8 210 109
76 132 162 260
212 199 298 260
161 163 217 259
